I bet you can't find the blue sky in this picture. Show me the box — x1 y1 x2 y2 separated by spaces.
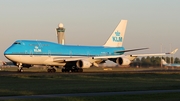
0 0 180 61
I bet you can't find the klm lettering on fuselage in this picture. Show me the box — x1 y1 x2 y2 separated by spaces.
34 46 41 52
112 31 122 42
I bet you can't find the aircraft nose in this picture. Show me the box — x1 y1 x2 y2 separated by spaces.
4 47 12 55
4 46 17 61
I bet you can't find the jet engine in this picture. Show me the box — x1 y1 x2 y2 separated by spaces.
116 57 131 66
76 60 92 68
109 57 131 66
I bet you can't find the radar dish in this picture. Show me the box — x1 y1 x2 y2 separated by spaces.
58 23 63 28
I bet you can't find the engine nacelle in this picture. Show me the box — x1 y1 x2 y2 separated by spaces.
116 57 131 66
76 60 92 68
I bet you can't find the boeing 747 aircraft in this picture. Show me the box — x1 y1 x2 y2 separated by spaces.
162 59 180 67
4 20 174 72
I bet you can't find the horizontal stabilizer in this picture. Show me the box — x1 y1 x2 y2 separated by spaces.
115 48 149 53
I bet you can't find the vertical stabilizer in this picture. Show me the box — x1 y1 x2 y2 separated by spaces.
104 20 127 47
161 59 167 65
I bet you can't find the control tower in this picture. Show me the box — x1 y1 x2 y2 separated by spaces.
56 23 65 44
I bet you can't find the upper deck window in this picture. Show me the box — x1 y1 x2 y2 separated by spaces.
29 44 49 46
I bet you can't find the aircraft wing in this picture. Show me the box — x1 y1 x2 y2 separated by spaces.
94 48 177 59
93 52 167 61
53 57 91 62
53 48 178 62
92 48 149 59
125 48 178 61
92 50 176 63
130 48 178 57
130 53 166 57
126 53 166 61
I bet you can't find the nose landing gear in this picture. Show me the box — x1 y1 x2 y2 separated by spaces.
17 63 23 72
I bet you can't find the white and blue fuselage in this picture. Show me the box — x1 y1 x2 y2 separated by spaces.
4 40 125 66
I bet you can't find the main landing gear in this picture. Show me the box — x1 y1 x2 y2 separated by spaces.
61 66 83 72
17 63 23 72
47 66 56 73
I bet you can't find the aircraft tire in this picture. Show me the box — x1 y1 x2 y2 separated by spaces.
47 69 51 72
62 68 65 72
17 69 23 72
52 68 56 72
47 69 56 73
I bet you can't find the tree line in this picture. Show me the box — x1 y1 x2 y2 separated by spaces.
130 56 180 67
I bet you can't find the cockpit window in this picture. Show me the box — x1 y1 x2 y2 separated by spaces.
14 42 21 45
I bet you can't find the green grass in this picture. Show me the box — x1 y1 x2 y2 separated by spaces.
1 71 180 97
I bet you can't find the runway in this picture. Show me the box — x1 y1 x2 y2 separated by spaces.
1 68 180 76
1 66 180 75
1 89 180 100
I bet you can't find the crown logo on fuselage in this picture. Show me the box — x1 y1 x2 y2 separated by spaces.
112 31 122 42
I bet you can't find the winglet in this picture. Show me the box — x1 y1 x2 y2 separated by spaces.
166 48 178 54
